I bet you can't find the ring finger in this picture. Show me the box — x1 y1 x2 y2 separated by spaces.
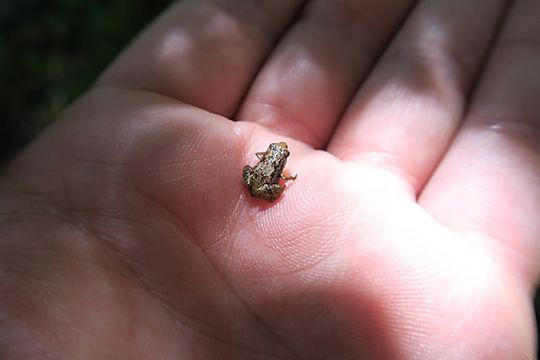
328 0 507 193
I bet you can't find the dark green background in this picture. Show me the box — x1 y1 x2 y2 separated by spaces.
1 0 539 353
0 0 170 163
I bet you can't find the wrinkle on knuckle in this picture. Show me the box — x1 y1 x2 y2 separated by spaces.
384 38 469 98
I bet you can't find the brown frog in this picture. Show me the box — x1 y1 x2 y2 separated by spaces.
242 142 297 202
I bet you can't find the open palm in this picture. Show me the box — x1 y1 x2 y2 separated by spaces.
1 1 539 358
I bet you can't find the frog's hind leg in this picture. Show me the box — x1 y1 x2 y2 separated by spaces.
260 183 284 202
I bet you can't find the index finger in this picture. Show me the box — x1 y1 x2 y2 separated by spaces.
98 0 304 116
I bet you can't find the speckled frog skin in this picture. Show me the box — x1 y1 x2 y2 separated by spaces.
242 142 297 202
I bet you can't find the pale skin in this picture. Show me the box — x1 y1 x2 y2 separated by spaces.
1 0 539 358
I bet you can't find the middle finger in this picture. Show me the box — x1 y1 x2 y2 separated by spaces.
238 0 416 148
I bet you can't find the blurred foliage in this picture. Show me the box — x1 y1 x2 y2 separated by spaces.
0 0 171 163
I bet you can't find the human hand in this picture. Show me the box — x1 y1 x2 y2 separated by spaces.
1 0 538 358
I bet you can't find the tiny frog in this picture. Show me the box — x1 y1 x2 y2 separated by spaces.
242 142 297 202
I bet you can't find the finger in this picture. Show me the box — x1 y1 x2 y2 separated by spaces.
98 0 304 116
419 0 540 286
237 0 416 147
328 0 508 193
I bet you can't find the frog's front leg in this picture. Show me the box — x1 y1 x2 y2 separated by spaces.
281 173 297 181
258 183 284 202
255 152 266 160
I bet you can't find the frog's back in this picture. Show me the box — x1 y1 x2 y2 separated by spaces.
254 161 278 184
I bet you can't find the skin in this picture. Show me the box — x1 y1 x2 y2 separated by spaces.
1 0 539 358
